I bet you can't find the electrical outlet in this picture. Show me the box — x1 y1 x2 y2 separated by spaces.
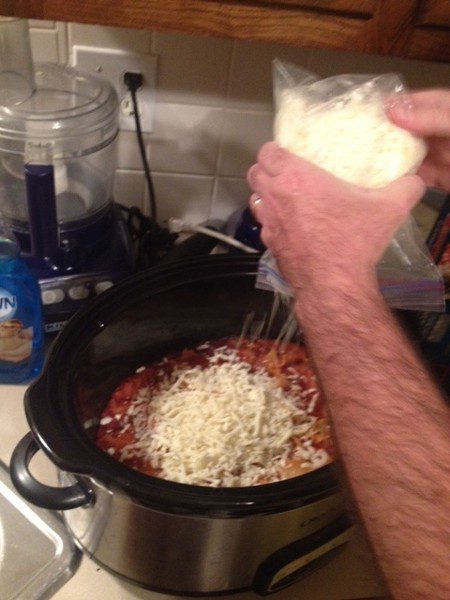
72 46 157 133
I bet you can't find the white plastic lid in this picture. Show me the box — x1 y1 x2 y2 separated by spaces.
0 63 118 159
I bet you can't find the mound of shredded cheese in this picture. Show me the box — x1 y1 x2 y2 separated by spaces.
118 347 328 487
275 85 426 188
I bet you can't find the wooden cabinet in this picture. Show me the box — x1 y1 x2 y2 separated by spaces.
409 0 450 60
0 0 449 62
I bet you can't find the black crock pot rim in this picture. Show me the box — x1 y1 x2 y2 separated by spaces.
26 255 338 516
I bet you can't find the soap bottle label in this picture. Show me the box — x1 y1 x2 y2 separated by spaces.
0 287 33 364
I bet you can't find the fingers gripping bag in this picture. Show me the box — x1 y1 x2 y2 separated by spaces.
257 60 444 312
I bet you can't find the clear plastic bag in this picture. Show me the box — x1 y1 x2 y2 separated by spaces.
257 60 444 312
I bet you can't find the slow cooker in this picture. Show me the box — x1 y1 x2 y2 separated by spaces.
10 255 352 595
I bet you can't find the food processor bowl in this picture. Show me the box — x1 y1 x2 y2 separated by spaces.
0 63 118 227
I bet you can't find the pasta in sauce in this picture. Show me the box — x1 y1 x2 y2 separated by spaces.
96 338 334 487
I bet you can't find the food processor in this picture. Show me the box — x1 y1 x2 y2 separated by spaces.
0 18 133 333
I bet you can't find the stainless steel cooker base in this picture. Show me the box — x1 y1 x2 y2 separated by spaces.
60 471 352 596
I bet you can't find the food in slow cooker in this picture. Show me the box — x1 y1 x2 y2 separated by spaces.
95 338 333 487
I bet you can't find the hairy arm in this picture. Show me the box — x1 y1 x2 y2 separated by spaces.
248 142 450 599
296 275 450 600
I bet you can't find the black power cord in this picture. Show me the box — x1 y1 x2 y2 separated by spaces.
123 71 158 224
116 203 177 269
120 72 177 268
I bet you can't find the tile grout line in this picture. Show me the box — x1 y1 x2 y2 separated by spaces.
149 29 153 55
66 21 73 63
152 99 272 113
211 39 238 203
225 38 237 102
58 22 69 66
150 171 216 179
118 168 246 181
114 169 146 210
208 177 219 222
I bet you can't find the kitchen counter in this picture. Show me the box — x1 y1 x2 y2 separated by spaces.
0 384 385 600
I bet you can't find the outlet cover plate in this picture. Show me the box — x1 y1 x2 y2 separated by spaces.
72 46 157 133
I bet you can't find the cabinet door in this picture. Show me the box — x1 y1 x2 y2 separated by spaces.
241 0 450 61
255 0 376 12
370 0 450 61
408 0 450 60
418 0 450 26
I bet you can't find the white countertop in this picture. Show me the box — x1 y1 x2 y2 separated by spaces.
0 384 385 600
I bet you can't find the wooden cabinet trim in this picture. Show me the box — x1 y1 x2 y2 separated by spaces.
236 0 376 17
0 0 448 62
417 0 450 27
2 0 370 51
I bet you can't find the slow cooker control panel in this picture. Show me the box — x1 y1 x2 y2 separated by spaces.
253 514 354 595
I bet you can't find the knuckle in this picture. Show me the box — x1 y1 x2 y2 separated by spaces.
258 143 292 177
275 169 304 197
247 164 261 189
257 142 282 164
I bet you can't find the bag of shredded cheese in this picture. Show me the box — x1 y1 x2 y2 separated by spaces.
257 60 444 312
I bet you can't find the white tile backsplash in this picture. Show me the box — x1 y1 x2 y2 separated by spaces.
117 131 148 170
27 21 450 226
217 110 272 178
211 178 250 221
149 104 224 175
152 32 232 106
227 41 313 111
29 20 55 29
309 47 450 89
68 23 151 54
56 22 68 65
30 28 59 63
148 173 214 224
113 170 145 210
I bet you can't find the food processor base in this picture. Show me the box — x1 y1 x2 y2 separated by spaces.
14 204 134 333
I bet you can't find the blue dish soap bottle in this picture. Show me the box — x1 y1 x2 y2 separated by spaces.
0 227 43 383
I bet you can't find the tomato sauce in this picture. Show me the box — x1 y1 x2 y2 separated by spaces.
96 338 334 484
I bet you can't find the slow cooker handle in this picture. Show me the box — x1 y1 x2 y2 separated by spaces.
10 431 94 510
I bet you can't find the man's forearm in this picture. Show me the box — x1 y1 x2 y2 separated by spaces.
294 275 450 600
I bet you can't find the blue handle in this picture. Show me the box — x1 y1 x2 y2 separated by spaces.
25 163 59 263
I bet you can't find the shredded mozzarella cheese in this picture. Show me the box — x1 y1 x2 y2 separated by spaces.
275 85 426 188
121 347 326 487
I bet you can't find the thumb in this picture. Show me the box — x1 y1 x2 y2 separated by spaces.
388 90 450 138
379 174 426 219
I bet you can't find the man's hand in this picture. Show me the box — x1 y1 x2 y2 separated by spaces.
247 143 425 292
388 89 450 191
